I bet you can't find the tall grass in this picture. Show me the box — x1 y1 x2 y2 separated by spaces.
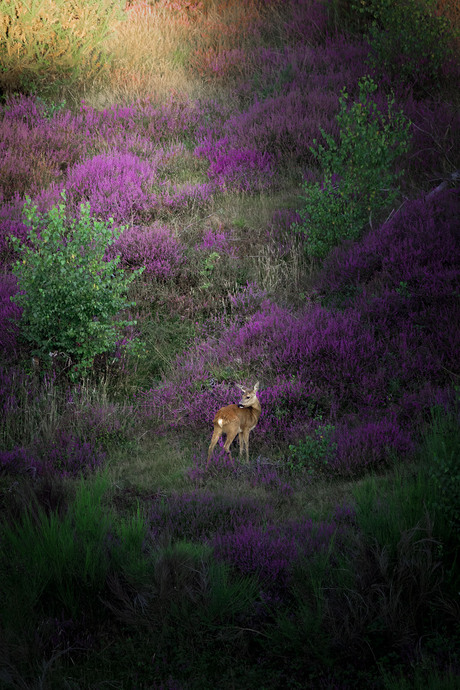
0 474 148 629
354 404 460 562
0 0 124 99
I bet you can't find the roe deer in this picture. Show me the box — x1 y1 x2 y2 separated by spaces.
206 382 261 468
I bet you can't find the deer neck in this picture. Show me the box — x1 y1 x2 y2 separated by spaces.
240 399 261 421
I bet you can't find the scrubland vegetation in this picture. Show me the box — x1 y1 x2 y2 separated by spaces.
0 1 459 687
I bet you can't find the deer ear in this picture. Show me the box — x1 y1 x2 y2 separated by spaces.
253 381 259 392
236 383 246 392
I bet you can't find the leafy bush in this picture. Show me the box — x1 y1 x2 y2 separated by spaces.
0 0 124 96
352 0 456 86
288 424 336 475
10 193 144 378
293 76 411 258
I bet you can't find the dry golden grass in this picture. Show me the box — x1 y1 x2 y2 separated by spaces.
96 2 200 104
89 0 281 105
0 0 122 96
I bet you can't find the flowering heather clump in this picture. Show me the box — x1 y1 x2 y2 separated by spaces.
0 95 85 200
212 518 342 593
65 152 157 224
44 431 106 477
318 190 460 390
148 490 274 543
214 37 369 170
331 415 415 478
324 189 459 295
249 459 294 497
77 97 202 149
400 384 457 426
0 434 105 478
106 224 186 279
195 137 274 192
196 226 237 257
0 94 208 225
0 446 41 477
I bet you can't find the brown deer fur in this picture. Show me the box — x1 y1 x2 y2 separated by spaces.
206 382 261 468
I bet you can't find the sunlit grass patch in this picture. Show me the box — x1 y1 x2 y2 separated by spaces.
0 0 123 99
99 0 203 104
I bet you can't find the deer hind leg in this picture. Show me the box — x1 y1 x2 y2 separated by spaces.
222 424 239 466
207 426 222 468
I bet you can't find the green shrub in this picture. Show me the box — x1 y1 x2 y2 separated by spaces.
288 424 337 475
10 193 144 379
293 76 411 259
351 0 456 85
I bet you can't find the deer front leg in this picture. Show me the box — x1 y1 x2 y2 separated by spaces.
242 428 250 463
238 431 244 458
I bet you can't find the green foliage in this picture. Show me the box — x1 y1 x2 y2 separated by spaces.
293 76 411 259
0 0 124 97
10 193 144 379
353 469 430 557
354 402 460 558
0 474 151 628
351 0 456 85
0 475 108 623
422 404 460 541
381 664 460 690
288 424 336 474
200 250 221 290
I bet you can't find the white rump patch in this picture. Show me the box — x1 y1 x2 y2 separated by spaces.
217 418 224 428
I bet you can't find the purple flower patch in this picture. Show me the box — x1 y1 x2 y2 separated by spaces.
107 224 186 279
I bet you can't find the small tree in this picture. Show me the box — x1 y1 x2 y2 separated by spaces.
10 192 144 378
293 76 411 259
